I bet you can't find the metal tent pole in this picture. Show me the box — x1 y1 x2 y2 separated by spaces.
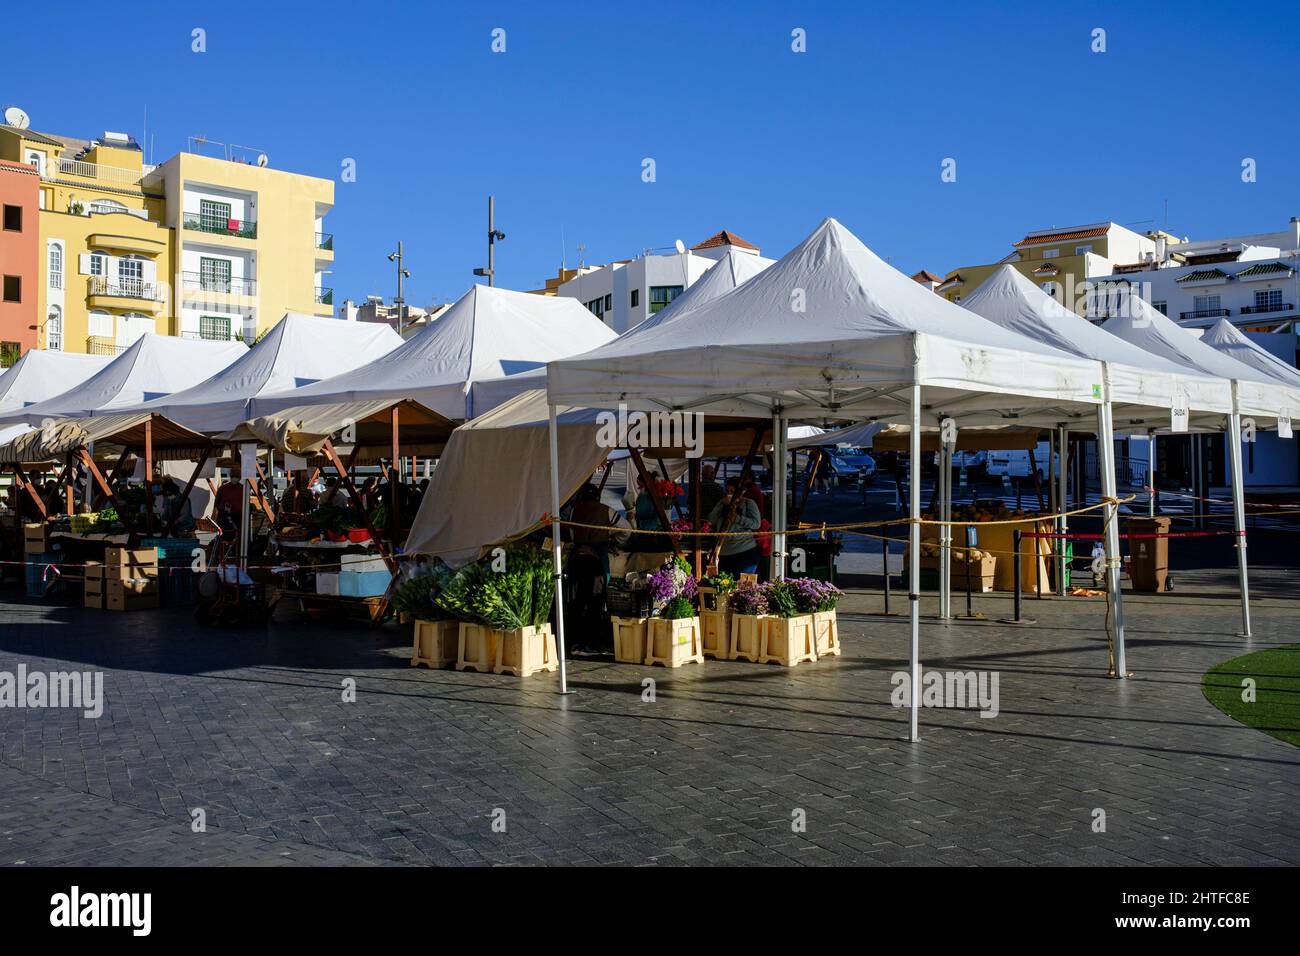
547 404 569 694
1096 391 1128 677
1227 392 1252 638
1057 426 1068 596
908 383 922 742
1147 430 1156 519
939 441 952 619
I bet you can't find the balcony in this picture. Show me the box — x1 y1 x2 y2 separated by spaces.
1240 303 1294 316
87 276 164 309
180 271 257 296
86 336 128 356
1179 308 1231 320
315 232 334 251
182 213 258 239
180 329 251 345
44 157 152 188
315 287 333 306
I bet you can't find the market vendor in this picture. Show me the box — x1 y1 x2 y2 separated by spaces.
706 476 762 575
214 467 245 540
279 472 316 515
159 479 196 533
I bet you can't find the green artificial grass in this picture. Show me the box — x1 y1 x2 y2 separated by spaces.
1203 645 1300 748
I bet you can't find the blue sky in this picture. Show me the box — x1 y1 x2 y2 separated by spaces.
4 1 1298 307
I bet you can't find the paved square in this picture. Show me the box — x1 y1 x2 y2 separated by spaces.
1 542 1297 867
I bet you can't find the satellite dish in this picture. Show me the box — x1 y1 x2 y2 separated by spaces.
674 239 686 255
256 153 269 167
4 106 30 129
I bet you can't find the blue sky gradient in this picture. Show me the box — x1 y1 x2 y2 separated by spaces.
4 1 1297 307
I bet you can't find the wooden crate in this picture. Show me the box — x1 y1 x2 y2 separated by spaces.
698 587 730 659
611 617 649 663
812 610 841 657
456 622 498 673
645 617 704 668
84 565 105 609
411 619 457 668
495 623 559 678
729 613 769 662
760 615 818 667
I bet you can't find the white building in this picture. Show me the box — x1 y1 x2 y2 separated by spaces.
557 230 772 333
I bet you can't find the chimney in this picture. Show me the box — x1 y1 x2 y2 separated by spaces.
1291 216 1299 252
1154 235 1167 266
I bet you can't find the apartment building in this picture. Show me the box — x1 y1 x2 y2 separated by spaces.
0 112 333 357
1089 218 1300 331
937 221 1172 314
555 230 772 333
0 159 40 363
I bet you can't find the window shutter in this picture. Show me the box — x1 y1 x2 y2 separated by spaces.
79 253 92 274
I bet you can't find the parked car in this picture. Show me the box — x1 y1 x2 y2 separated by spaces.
830 447 877 483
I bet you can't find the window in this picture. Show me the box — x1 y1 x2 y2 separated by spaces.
88 252 105 276
1041 248 1060 259
199 199 232 233
88 310 113 338
603 293 612 312
118 256 144 296
2 275 20 303
1152 300 1167 316
1193 294 1221 315
46 306 62 351
630 288 639 308
1075 244 1093 255
48 244 62 290
200 256 232 292
88 198 127 215
2 204 20 231
1255 289 1283 312
584 296 606 320
199 315 232 341
24 150 43 175
0 342 21 369
1040 281 1060 300
649 285 683 314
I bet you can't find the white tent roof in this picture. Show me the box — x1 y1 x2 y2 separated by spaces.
1200 319 1300 388
467 251 770 418
961 264 1233 426
249 285 616 421
0 350 114 413
1099 293 1292 421
0 335 248 427
106 314 403 433
547 218 1107 425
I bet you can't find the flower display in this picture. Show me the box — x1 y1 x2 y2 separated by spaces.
730 581 769 616
646 555 698 608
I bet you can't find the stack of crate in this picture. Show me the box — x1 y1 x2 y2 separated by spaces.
23 523 59 599
101 547 159 611
142 538 198 606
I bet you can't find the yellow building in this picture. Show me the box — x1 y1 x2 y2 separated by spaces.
937 222 1177 315
0 119 333 354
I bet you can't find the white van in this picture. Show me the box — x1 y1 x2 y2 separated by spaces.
985 441 1059 480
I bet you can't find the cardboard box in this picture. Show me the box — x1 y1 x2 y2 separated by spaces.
106 590 159 611
23 523 52 555
105 547 158 574
107 574 159 597
84 560 104 581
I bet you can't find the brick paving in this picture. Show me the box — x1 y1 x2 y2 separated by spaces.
1 549 1297 867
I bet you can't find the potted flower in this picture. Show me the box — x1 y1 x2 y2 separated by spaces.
728 580 770 662
759 580 818 667
644 556 703 667
794 577 843 658
396 564 457 668
698 570 735 659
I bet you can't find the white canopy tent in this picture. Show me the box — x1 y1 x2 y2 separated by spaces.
248 286 615 422
547 217 1136 736
0 335 248 427
1200 318 1300 390
1099 292 1299 638
103 314 404 433
0 350 114 413
467 251 775 416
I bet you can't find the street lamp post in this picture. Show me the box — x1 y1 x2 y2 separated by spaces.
387 241 411 335
473 195 505 286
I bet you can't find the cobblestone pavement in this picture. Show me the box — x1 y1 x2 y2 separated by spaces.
1 554 1297 867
